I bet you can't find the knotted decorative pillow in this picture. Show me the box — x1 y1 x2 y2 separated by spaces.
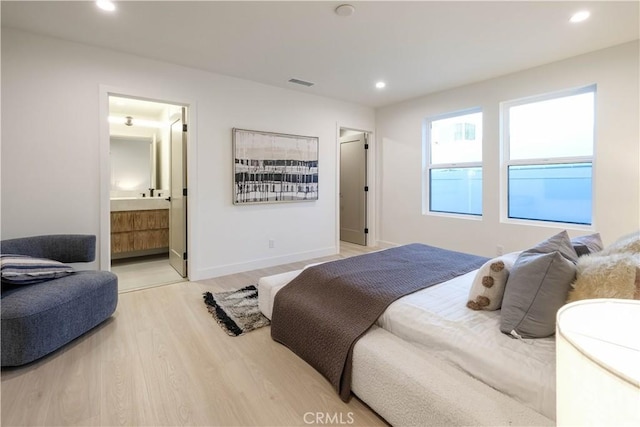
467 252 520 311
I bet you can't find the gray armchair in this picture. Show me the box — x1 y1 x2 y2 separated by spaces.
1 235 118 367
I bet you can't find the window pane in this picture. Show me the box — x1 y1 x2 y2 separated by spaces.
509 91 594 160
508 163 592 225
430 167 482 215
430 112 482 164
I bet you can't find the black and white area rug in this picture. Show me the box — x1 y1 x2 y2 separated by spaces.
203 285 270 337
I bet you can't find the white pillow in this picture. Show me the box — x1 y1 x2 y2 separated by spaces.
467 251 520 311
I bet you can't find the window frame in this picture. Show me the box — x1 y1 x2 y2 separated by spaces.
500 85 596 228
423 107 483 217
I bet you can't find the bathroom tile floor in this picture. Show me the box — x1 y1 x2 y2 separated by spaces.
111 254 186 293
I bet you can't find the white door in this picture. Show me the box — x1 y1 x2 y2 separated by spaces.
169 108 187 277
340 132 367 246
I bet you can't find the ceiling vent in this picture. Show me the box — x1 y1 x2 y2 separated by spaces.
288 78 315 87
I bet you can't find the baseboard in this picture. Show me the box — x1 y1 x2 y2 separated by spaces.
191 246 338 281
375 239 400 249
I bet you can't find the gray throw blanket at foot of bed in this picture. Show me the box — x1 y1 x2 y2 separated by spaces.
270 243 488 401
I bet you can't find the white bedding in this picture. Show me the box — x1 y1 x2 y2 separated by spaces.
377 270 557 420
260 261 557 421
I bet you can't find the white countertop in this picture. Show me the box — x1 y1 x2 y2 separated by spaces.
110 197 169 212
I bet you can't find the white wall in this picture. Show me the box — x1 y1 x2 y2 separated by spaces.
1 29 375 279
376 41 639 256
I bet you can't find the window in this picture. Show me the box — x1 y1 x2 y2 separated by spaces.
503 86 595 225
425 109 482 216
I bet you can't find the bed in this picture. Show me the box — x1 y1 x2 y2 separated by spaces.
258 245 555 426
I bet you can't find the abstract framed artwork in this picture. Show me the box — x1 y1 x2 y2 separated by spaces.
233 128 319 204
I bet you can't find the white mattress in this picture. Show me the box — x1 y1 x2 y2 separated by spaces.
377 270 557 420
352 326 553 426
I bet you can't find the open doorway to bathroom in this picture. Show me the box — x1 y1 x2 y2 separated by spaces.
108 96 188 292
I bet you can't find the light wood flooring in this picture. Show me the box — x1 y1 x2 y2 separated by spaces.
111 254 186 293
1 242 387 426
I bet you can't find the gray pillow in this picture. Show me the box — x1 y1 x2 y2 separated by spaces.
500 251 576 338
1 254 74 285
500 231 578 338
570 233 604 256
529 230 578 263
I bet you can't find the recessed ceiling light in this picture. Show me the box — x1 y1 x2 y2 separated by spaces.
96 0 116 12
375 81 386 89
570 10 590 23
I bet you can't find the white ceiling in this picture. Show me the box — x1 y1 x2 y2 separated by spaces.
2 1 639 108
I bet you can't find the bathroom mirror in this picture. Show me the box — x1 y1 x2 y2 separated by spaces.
110 136 154 195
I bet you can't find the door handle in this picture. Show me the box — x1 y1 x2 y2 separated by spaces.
165 197 171 202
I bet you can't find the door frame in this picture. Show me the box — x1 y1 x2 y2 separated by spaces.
336 125 376 248
98 85 197 278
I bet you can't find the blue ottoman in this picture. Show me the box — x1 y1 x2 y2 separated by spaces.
1 235 118 367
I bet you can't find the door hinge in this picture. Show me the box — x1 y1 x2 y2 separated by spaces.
364 186 369 192
364 143 369 149
183 252 188 261
182 124 188 132
183 188 188 197
364 228 369 234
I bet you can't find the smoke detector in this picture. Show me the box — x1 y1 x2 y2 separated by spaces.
335 4 355 17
